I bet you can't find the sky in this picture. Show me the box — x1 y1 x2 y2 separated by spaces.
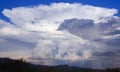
0 0 120 21
0 0 120 69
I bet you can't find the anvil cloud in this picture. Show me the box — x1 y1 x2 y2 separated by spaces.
0 3 120 69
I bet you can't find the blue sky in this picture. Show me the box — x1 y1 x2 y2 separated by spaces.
0 0 120 21
0 0 120 69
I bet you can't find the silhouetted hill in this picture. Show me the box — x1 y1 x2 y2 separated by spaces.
0 58 119 72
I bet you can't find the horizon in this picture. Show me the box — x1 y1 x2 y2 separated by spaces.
0 0 120 69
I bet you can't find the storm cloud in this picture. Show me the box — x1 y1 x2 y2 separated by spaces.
0 3 120 69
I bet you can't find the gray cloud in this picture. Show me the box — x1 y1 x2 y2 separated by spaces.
0 3 120 69
58 17 120 68
58 18 96 40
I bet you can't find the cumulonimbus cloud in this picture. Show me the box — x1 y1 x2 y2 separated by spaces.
0 3 120 69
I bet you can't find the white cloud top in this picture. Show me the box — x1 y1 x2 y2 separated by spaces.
0 3 120 69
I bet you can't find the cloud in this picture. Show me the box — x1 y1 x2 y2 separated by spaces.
0 3 120 69
58 19 96 40
0 51 31 59
32 31 93 61
3 3 117 26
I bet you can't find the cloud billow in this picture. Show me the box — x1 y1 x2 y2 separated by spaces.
0 3 120 69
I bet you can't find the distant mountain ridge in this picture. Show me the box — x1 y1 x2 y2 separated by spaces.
0 58 119 72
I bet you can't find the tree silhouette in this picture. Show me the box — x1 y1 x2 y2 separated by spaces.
0 57 120 72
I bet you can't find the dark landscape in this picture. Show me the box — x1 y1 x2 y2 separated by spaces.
0 58 119 72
